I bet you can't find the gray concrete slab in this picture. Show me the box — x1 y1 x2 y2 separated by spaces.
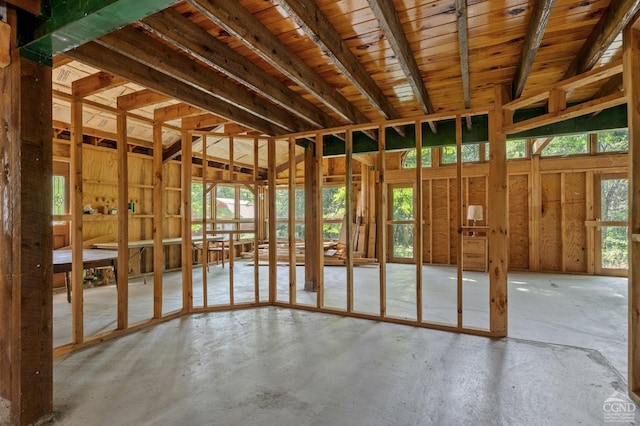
48 308 637 425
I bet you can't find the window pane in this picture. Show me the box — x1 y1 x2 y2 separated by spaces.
441 146 457 164
601 226 628 269
601 178 628 222
216 185 235 219
597 130 629 153
323 186 345 219
402 148 432 168
392 187 414 221
462 144 479 162
507 139 527 159
392 224 414 258
541 134 588 156
275 189 288 218
53 175 66 215
239 188 255 219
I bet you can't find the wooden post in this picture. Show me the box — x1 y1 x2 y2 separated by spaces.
304 143 318 292
346 130 354 312
70 98 84 342
316 134 324 307
253 138 260 302
0 8 53 422
530 154 541 271
455 115 463 328
624 23 640 404
202 135 208 307
415 121 424 322
153 123 164 318
116 113 129 330
181 130 193 312
288 137 296 305
488 86 509 336
377 126 387 317
268 138 276 303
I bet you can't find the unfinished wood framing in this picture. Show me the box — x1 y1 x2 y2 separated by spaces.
181 129 193 313
70 98 84 342
153 123 164 318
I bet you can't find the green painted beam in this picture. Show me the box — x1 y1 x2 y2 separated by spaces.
322 104 628 156
18 0 180 66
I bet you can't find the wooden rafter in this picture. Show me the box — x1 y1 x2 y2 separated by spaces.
366 0 437 133
162 139 182 162
140 8 339 130
117 89 170 111
512 0 556 99
97 26 312 134
66 41 288 135
71 71 127 98
454 0 471 131
276 0 399 122
186 0 368 125
563 0 640 79
181 113 228 130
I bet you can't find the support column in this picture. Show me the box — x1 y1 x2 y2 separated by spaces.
304 144 318 292
0 8 53 424
624 23 640 404
488 85 509 336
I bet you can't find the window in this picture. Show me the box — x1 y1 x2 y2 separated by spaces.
507 139 527 159
52 175 66 216
541 134 588 156
441 144 484 164
191 182 212 236
322 186 345 240
402 148 432 168
597 130 629 153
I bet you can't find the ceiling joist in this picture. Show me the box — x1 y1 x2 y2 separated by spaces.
140 8 339 130
186 0 368 125
66 41 288 135
117 89 171 111
154 102 203 123
71 71 127 98
366 0 437 134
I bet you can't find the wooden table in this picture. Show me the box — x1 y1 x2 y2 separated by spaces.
53 249 118 303
93 236 225 280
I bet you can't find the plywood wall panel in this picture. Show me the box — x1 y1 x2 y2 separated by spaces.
467 176 487 227
508 174 529 269
563 172 587 272
431 179 450 264
540 173 562 271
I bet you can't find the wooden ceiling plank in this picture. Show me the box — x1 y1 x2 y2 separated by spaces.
186 0 369 125
563 0 640 78
366 0 437 133
512 0 556 99
276 0 400 121
65 41 289 136
141 8 339 129
71 71 128 98
117 89 171 111
154 102 203 122
97 26 311 134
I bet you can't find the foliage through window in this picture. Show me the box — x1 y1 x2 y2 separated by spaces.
541 134 588 156
53 175 66 216
322 186 345 240
507 139 527 159
600 178 628 269
597 130 629 153
441 144 484 164
402 147 432 168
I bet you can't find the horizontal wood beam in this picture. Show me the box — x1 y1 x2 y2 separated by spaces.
181 113 228 130
98 26 313 134
66 41 288 135
187 0 367 125
117 89 171 111
154 102 202 122
140 8 339 130
162 139 182 162
52 119 153 148
6 0 40 16
71 71 127 98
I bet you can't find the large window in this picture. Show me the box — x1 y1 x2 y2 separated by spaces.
441 144 484 164
507 139 527 159
322 186 345 240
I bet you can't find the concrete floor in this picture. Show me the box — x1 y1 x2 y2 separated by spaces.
4 262 631 424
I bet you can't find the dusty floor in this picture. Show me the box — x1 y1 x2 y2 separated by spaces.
2 262 629 425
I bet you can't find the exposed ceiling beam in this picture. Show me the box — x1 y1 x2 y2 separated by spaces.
53 56 73 68
140 8 339 130
52 120 153 149
366 0 437 133
186 0 368 125
97 26 312 134
512 0 556 99
276 0 399 122
66 41 289 136
154 103 203 122
454 0 471 131
275 153 306 174
117 89 171 111
71 71 128 98
182 113 228 130
563 0 640 78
